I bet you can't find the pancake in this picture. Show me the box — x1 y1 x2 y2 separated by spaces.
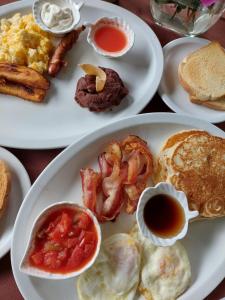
154 130 225 219
153 130 205 184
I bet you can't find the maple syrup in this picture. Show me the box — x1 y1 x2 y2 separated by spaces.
143 194 185 238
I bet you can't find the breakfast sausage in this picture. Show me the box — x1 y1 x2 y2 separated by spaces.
48 25 86 77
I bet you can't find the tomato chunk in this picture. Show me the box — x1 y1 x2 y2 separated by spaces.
67 246 84 268
78 213 92 230
44 251 62 269
31 252 43 265
49 212 72 240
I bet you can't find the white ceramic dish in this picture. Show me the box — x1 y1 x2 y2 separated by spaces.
136 182 199 247
158 37 225 124
0 147 30 259
0 0 163 149
33 0 83 35
20 202 101 279
87 17 135 58
11 113 225 300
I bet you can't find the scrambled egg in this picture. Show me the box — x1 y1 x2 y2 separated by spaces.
0 13 54 73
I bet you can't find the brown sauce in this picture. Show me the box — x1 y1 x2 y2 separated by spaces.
143 194 185 238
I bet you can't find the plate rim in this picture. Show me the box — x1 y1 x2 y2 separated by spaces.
158 37 225 124
0 0 163 150
11 112 225 300
0 146 31 258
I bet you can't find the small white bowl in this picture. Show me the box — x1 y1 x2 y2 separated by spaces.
20 202 101 280
136 182 198 247
87 17 135 58
33 0 83 36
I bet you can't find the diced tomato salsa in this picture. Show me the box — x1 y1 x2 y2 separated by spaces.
29 207 98 274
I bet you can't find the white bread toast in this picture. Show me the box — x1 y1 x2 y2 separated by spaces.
0 160 11 219
190 95 225 111
178 42 225 103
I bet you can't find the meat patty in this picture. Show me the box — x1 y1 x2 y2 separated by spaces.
75 67 128 112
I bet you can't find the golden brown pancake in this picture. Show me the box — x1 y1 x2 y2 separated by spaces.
154 131 225 219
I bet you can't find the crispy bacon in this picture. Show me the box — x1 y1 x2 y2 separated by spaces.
121 135 153 213
80 168 101 213
101 152 125 220
80 135 153 222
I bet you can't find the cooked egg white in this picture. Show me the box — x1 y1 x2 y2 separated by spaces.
130 225 191 300
77 233 141 300
0 13 53 73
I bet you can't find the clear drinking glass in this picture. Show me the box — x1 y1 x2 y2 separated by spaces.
149 0 225 36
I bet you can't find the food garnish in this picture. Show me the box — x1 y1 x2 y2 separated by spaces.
75 67 128 112
28 206 98 273
80 135 153 222
79 64 106 92
0 13 53 73
0 63 50 102
48 25 86 77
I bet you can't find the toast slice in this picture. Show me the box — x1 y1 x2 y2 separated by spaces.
0 160 11 219
190 95 225 111
178 41 225 101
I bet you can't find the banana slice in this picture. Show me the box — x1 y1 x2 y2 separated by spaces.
79 64 106 92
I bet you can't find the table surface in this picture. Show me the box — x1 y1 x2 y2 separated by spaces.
0 0 225 299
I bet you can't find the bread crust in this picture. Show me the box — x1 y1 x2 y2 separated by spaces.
190 96 225 111
0 161 11 219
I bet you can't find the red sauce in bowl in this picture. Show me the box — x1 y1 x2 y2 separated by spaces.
94 25 127 52
29 207 98 274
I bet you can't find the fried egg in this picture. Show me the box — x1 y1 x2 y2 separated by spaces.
130 225 191 300
77 233 141 300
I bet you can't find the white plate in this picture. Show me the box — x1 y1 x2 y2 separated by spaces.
158 37 225 124
0 0 163 149
0 147 30 258
11 113 225 300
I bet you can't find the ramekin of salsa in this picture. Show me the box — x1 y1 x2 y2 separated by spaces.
20 202 101 279
87 17 135 58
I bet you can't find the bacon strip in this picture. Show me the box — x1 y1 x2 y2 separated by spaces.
80 135 153 222
122 135 153 214
80 168 101 213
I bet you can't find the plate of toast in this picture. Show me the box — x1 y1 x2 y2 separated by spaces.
0 147 30 258
0 0 163 149
159 37 225 123
11 113 225 300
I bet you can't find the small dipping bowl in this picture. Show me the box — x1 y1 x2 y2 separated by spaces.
20 202 101 279
136 182 198 247
87 17 135 58
33 0 83 36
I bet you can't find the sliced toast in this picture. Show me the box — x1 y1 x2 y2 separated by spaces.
190 95 225 111
178 41 225 102
0 160 11 219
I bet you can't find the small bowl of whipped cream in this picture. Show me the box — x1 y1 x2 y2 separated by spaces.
33 0 83 35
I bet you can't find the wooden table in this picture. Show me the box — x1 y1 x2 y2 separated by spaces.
0 0 224 299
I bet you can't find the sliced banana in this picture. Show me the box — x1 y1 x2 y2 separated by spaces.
79 64 106 92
